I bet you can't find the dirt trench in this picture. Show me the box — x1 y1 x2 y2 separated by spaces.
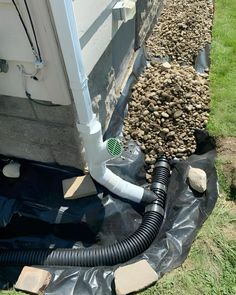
217 137 236 199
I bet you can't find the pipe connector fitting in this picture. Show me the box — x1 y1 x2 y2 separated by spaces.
145 201 165 215
145 156 171 210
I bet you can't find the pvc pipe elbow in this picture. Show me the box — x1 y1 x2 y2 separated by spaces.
90 165 157 204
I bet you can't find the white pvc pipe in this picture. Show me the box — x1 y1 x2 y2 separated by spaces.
49 0 146 203
49 0 93 125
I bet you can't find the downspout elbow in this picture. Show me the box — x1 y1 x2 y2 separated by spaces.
90 164 158 204
78 121 166 204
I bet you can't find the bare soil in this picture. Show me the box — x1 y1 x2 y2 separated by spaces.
216 137 236 199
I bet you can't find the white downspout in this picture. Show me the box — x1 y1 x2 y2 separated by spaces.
49 0 155 204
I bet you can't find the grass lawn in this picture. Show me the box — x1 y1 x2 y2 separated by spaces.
208 0 236 136
1 0 236 295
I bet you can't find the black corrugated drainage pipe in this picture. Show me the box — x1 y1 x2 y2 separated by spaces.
0 156 170 267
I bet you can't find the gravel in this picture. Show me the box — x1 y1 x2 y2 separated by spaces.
123 61 210 179
146 0 213 65
123 0 213 180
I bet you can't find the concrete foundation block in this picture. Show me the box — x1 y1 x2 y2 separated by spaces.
0 116 77 147
31 102 75 125
0 95 35 119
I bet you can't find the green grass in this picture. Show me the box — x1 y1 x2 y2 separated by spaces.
208 0 236 136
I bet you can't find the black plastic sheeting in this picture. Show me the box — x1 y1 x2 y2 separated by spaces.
0 141 218 294
0 48 217 295
195 43 211 74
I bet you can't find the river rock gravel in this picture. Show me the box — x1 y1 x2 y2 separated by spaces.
123 0 213 180
146 0 213 65
123 61 210 179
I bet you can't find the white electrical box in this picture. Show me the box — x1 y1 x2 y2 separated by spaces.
113 0 137 23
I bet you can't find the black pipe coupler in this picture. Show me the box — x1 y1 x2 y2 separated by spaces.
142 156 170 205
150 156 170 208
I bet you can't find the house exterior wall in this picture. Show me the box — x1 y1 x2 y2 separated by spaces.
73 0 124 76
0 0 163 169
0 0 71 104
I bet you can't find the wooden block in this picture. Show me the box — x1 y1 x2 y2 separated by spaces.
114 260 158 295
15 266 52 295
63 174 97 199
